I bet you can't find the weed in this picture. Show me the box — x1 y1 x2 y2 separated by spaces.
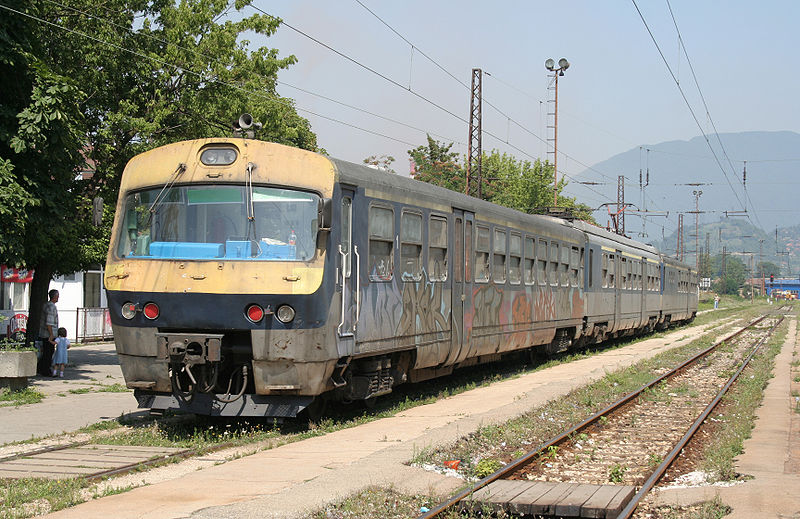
473 458 503 478
0 387 45 407
68 387 92 395
97 384 129 393
647 453 663 467
608 463 627 483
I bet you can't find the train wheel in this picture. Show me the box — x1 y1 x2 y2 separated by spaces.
362 396 377 409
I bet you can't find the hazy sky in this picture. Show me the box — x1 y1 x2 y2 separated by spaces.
251 1 800 224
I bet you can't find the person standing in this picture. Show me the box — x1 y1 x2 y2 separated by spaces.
37 289 59 376
51 327 70 378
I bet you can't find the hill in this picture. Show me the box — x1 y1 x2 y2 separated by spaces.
576 130 800 237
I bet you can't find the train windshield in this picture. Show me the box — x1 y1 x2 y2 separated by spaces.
116 185 320 261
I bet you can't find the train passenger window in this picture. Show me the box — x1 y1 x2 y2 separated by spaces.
475 225 490 282
429 215 448 282
570 247 580 287
537 240 548 285
400 211 422 281
601 253 607 288
368 205 394 281
549 242 559 286
560 243 570 287
608 254 616 288
454 218 463 283
620 257 627 289
509 233 521 285
493 229 507 283
579 248 585 289
524 237 535 285
342 198 352 277
465 221 473 282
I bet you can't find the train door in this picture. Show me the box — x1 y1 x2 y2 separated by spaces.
447 209 473 365
614 250 622 331
639 258 646 327
336 187 358 357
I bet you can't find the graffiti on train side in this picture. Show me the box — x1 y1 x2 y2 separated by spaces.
357 269 450 343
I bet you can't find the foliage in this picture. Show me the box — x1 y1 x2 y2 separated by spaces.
757 261 782 278
0 0 317 344
408 135 595 222
363 154 396 173
473 457 503 478
0 387 45 407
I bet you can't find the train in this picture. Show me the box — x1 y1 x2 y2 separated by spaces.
104 135 698 418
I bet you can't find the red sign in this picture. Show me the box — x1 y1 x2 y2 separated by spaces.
0 265 34 283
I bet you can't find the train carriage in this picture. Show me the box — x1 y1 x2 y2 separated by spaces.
105 137 697 418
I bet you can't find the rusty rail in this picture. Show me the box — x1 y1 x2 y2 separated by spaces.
419 312 777 519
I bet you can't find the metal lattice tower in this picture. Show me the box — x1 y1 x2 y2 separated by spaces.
677 214 684 261
617 175 625 236
466 68 482 199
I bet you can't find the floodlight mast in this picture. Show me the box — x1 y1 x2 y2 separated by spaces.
545 58 569 207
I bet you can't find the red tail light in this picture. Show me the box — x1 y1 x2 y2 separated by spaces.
246 304 264 323
143 302 160 320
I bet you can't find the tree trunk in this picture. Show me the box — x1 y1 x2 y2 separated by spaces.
25 264 54 348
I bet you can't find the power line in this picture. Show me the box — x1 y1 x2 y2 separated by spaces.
664 0 763 229
630 0 748 215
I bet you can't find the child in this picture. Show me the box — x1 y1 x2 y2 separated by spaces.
51 327 70 378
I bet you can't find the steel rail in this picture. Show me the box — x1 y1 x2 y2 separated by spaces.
419 313 772 519
616 314 785 518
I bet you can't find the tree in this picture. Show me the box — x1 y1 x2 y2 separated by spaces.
363 154 395 173
757 261 781 278
712 255 747 295
0 0 317 345
408 135 465 192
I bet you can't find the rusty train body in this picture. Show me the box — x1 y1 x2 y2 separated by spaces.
104 138 698 417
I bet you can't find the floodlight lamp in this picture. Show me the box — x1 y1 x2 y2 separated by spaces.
558 58 570 70
545 58 555 71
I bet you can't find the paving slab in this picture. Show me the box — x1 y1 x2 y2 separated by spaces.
40 319 733 519
0 342 145 445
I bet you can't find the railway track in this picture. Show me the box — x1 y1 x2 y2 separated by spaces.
420 310 788 519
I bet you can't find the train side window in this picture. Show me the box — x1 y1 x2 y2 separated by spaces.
549 242 559 286
341 197 352 278
465 220 473 282
475 225 490 282
560 243 570 287
601 252 608 288
428 215 448 282
368 205 394 281
570 246 580 287
608 254 616 288
454 217 463 283
589 249 594 288
493 229 507 284
524 236 535 285
509 233 522 285
400 210 422 281
537 239 547 285
620 257 627 289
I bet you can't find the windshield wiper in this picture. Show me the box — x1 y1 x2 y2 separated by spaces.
146 163 187 225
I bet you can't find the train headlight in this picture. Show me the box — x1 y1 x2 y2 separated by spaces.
143 302 160 320
200 147 237 166
121 302 136 320
246 304 265 323
276 305 295 324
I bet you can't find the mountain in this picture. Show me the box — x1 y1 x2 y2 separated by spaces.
576 130 800 236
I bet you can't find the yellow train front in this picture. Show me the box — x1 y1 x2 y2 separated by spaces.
105 139 337 417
